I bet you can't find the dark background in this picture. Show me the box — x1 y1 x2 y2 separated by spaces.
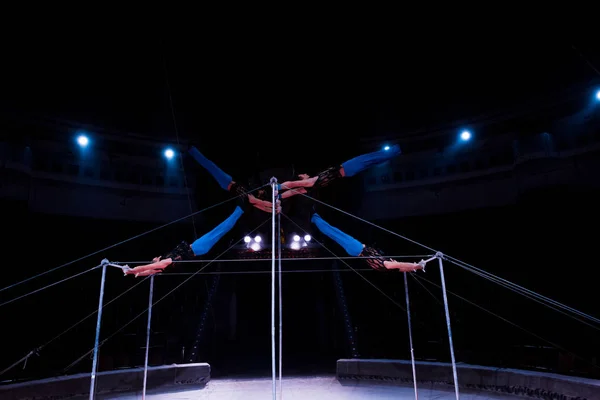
1 30 600 382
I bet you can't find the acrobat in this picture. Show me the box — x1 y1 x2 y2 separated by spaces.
311 212 422 272
278 144 401 199
126 205 247 276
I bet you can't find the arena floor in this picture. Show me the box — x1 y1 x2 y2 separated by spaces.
105 375 520 400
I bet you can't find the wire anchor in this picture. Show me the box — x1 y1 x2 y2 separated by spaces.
101 258 132 274
417 253 442 271
0 348 40 377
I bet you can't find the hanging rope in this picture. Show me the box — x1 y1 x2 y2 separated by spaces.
160 45 197 239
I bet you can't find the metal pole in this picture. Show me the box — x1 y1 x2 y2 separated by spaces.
404 272 418 400
142 275 155 400
270 177 277 400
437 253 459 400
277 212 283 399
89 264 107 400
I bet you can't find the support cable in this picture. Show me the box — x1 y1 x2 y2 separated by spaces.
0 185 267 295
63 217 270 373
413 274 600 371
282 214 407 312
291 189 600 327
0 266 101 309
0 277 149 377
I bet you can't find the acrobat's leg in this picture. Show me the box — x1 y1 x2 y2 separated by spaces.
190 205 244 256
311 213 364 256
126 206 245 276
311 213 422 272
340 144 401 177
188 146 233 191
188 146 272 212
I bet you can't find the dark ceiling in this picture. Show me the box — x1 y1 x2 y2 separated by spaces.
2 29 599 169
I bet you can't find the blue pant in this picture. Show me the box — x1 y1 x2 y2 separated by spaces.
341 144 401 177
311 213 363 257
188 146 233 191
191 206 244 255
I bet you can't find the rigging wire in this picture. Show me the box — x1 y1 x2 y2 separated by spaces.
118 255 429 264
447 259 600 330
154 268 378 276
282 214 407 312
0 266 100 309
63 217 271 373
0 277 149 377
291 188 600 326
0 184 267 295
446 257 600 327
412 274 600 371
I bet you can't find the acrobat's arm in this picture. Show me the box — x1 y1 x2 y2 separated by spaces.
311 213 422 272
279 145 401 199
126 206 245 277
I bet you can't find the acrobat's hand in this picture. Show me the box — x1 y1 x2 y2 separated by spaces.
298 174 310 179
383 260 424 272
125 257 173 277
249 195 281 214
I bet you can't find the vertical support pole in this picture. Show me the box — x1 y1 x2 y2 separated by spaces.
270 177 278 400
437 252 459 400
277 212 283 399
142 275 155 400
404 272 418 400
89 262 107 400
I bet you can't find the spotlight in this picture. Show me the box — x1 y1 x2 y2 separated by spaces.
254 235 262 243
290 241 300 250
250 242 261 251
76 134 89 147
304 235 311 242
164 148 175 160
460 130 472 141
383 145 390 151
293 235 301 242
596 90 600 101
244 236 252 243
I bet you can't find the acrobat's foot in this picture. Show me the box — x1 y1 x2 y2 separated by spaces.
125 258 172 277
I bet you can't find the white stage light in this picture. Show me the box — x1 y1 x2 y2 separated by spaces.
254 235 262 243
304 235 311 242
290 241 300 250
250 242 261 251
383 145 390 151
293 235 300 242
164 148 175 159
460 130 471 141
244 236 252 243
76 135 89 147
596 90 600 101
